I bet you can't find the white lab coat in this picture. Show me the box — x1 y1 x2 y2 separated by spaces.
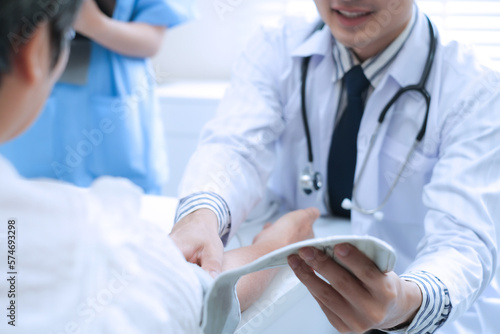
0 157 204 334
179 9 500 333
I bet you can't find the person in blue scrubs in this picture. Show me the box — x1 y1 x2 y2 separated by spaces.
0 0 194 194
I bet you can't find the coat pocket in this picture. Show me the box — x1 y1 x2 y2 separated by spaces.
379 136 437 186
377 136 438 225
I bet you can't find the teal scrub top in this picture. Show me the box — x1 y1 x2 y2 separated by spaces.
0 0 194 194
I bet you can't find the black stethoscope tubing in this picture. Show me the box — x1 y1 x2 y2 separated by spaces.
300 16 437 197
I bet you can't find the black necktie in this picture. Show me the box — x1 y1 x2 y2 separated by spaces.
328 65 370 218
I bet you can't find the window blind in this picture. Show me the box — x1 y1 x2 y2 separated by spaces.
418 0 500 70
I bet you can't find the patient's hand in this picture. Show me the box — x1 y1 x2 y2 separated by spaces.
222 208 320 311
252 208 320 251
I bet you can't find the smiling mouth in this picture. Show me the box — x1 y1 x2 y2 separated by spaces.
335 9 373 18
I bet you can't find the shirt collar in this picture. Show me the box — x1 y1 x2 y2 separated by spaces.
291 21 334 59
333 6 417 87
388 7 435 88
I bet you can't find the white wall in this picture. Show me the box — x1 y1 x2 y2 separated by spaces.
153 0 319 196
158 82 227 196
152 0 318 82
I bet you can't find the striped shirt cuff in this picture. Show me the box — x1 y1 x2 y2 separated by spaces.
394 271 452 334
174 192 232 242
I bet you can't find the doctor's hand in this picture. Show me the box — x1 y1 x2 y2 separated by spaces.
170 209 223 278
288 244 422 333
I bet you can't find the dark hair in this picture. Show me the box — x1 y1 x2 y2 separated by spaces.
0 0 83 83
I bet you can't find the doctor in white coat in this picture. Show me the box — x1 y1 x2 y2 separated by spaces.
170 0 500 333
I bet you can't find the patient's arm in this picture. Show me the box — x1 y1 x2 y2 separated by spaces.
221 208 320 311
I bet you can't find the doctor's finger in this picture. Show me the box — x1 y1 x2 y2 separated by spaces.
200 237 224 278
288 255 355 317
333 243 385 289
312 295 350 333
311 285 378 334
169 230 201 263
298 247 372 304
172 240 197 262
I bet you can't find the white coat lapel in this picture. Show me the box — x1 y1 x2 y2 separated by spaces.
351 9 432 229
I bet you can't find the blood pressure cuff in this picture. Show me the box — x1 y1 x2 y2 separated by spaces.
201 235 396 334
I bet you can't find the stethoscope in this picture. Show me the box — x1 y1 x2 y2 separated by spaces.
299 16 437 220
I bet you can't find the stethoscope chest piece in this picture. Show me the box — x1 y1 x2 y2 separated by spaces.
300 164 323 195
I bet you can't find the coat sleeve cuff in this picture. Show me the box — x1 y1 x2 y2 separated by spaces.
397 271 452 334
174 192 232 243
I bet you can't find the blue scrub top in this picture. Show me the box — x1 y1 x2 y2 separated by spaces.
0 0 195 194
